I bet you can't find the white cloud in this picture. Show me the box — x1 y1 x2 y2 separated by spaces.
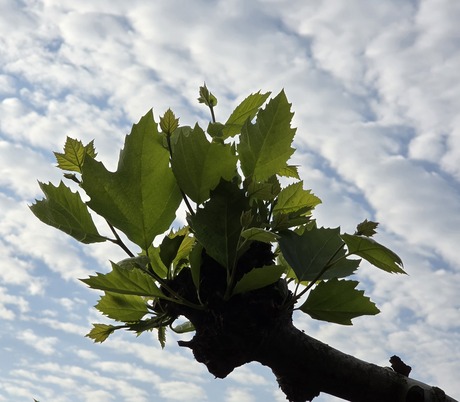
225 387 256 402
156 381 207 401
17 329 59 355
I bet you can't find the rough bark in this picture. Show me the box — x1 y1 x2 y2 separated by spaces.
161 246 457 402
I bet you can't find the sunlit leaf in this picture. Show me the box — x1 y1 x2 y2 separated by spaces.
222 91 270 138
342 234 406 274
30 181 105 244
238 90 296 181
160 108 179 135
273 181 321 215
81 110 182 249
54 137 97 173
81 262 164 297
300 279 380 325
95 292 148 322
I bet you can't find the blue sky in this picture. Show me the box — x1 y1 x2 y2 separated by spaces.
1 1 459 401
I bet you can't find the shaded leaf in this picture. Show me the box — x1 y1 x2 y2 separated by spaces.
30 181 105 244
300 279 380 325
355 219 379 237
95 292 148 322
188 180 247 270
238 90 296 181
81 110 182 249
241 228 279 243
172 124 238 204
81 262 164 297
279 228 356 281
342 234 406 274
233 265 284 295
54 137 96 173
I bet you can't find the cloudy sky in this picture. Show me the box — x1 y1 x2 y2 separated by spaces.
1 0 459 401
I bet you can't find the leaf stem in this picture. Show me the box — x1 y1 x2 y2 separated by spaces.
107 221 135 257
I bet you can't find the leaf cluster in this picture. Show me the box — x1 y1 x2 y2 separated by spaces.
31 86 405 346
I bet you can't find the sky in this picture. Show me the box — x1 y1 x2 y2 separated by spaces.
0 0 459 401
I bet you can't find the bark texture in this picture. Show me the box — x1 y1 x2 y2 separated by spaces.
160 246 457 402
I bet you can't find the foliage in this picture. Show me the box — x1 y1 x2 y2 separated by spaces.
31 85 405 346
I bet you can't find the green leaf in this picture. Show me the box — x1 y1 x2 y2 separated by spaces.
247 176 281 202
222 91 270 138
95 292 148 322
117 255 150 270
54 137 97 173
355 219 379 237
233 265 284 295
198 83 217 107
30 181 106 244
277 165 300 179
159 234 185 269
189 243 203 291
273 181 321 215
278 228 358 281
341 234 406 274
188 180 247 270
160 108 179 135
238 90 296 181
158 326 166 349
171 124 237 204
86 323 116 343
81 262 164 297
300 279 380 325
81 110 182 249
241 228 279 243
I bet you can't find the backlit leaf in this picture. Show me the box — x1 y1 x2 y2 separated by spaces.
81 110 182 249
300 279 380 325
355 219 379 237
241 228 279 243
30 181 105 244
54 137 97 173
86 324 116 343
238 90 296 181
273 181 321 215
81 262 164 297
222 91 270 138
95 292 148 322
342 234 406 274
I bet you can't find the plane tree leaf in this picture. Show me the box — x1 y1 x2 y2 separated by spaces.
30 181 106 244
221 91 271 139
171 124 237 204
238 90 296 181
80 110 182 249
233 265 284 295
273 181 321 216
95 292 148 322
188 180 247 270
342 234 406 274
300 279 380 325
86 324 117 343
54 137 97 173
278 228 358 281
241 227 279 243
81 262 164 297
